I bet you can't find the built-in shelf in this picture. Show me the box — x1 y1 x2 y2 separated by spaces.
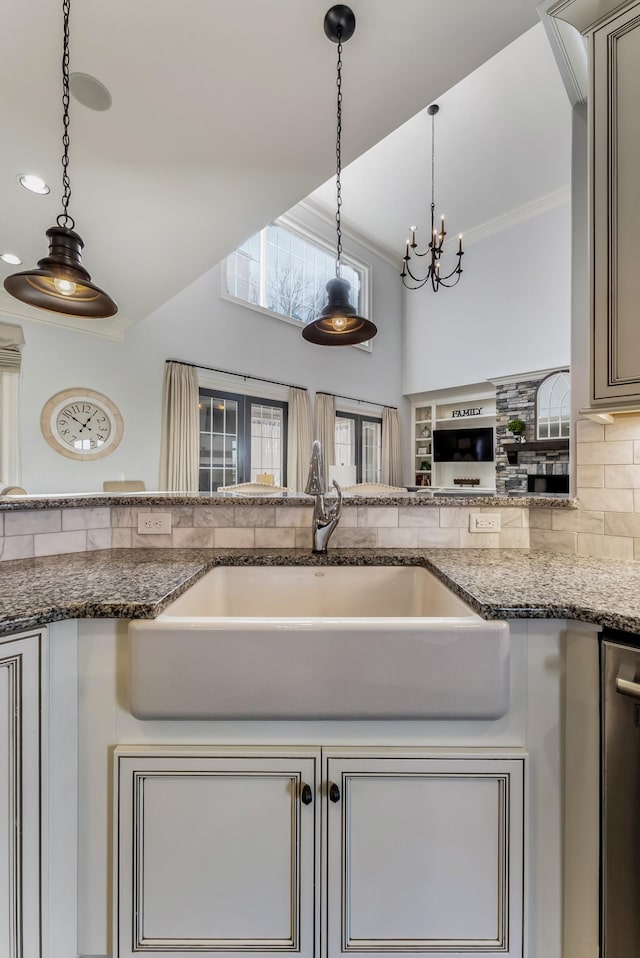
503 438 569 465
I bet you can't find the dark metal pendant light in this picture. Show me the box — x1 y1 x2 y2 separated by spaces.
4 0 117 318
303 5 376 347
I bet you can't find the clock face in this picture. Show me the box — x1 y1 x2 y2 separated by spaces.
41 388 124 460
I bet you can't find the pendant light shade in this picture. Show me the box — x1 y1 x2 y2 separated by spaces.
303 6 377 347
4 0 117 319
4 226 117 318
302 278 376 346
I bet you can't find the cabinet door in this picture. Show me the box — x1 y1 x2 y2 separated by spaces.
325 755 524 958
592 5 640 405
115 748 320 958
0 631 42 958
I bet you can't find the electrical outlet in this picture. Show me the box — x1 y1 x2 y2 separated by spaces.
137 512 172 535
469 513 501 533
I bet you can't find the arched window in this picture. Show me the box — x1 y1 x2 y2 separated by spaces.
536 371 570 439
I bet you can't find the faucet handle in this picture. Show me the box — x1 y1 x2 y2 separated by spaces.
329 480 343 520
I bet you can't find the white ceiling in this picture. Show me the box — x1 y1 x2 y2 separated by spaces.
0 0 546 331
309 23 572 261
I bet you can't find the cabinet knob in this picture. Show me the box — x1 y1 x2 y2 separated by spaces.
329 782 340 803
301 783 313 805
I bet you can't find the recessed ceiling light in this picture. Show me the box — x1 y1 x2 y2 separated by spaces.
70 72 112 111
0 253 22 266
18 174 50 195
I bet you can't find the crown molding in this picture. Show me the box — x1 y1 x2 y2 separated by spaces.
460 186 571 250
490 366 569 386
538 0 588 104
547 0 637 33
0 288 131 341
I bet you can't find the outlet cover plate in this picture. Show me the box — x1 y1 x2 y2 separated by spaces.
469 513 501 533
137 512 172 535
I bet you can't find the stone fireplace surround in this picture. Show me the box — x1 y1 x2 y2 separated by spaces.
495 373 570 495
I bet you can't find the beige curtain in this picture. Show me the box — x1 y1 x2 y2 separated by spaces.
287 387 313 492
159 361 199 491
0 321 24 370
382 406 403 486
314 393 336 488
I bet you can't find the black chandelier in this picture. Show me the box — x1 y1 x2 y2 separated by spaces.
4 0 117 318
401 104 464 292
303 5 377 346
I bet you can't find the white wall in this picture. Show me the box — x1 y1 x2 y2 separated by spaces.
11 214 405 494
402 201 572 395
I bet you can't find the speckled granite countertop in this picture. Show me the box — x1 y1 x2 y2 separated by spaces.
0 547 639 638
0 492 575 510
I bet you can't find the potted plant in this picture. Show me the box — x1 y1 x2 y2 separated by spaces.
507 418 526 442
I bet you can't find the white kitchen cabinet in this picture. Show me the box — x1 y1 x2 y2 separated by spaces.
114 747 321 958
0 629 44 958
115 747 525 958
325 753 524 958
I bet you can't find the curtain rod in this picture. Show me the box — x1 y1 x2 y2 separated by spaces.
166 359 306 392
317 391 397 411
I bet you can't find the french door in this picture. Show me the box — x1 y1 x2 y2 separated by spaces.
198 389 288 491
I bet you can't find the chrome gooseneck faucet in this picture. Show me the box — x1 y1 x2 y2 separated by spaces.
305 440 343 553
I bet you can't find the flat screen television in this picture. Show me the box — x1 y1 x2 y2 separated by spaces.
433 426 494 462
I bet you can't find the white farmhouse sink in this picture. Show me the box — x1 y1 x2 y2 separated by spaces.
129 565 509 720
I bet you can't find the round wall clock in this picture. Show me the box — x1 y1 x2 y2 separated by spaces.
40 387 124 460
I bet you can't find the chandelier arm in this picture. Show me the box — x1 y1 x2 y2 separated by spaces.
403 260 433 283
401 274 431 291
438 260 463 282
436 271 464 288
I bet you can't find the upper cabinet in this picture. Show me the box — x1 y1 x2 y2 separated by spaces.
551 0 640 409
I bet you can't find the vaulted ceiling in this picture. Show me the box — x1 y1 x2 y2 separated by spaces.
0 0 545 331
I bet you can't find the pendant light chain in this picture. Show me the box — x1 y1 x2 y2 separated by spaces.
430 109 436 219
334 27 343 278
57 0 75 230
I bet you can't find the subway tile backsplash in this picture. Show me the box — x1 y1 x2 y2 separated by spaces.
573 412 640 561
0 502 537 560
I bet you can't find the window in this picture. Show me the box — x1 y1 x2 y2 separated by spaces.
198 388 288 491
335 412 382 483
536 371 570 439
224 221 369 343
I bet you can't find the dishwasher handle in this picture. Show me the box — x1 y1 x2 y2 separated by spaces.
616 675 640 701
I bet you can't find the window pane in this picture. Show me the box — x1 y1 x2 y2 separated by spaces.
199 397 211 433
335 417 356 467
199 469 211 493
362 420 382 483
227 222 365 333
537 372 570 439
249 403 284 484
199 433 211 469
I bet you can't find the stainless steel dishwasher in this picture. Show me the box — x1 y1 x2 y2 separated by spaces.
601 635 640 957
